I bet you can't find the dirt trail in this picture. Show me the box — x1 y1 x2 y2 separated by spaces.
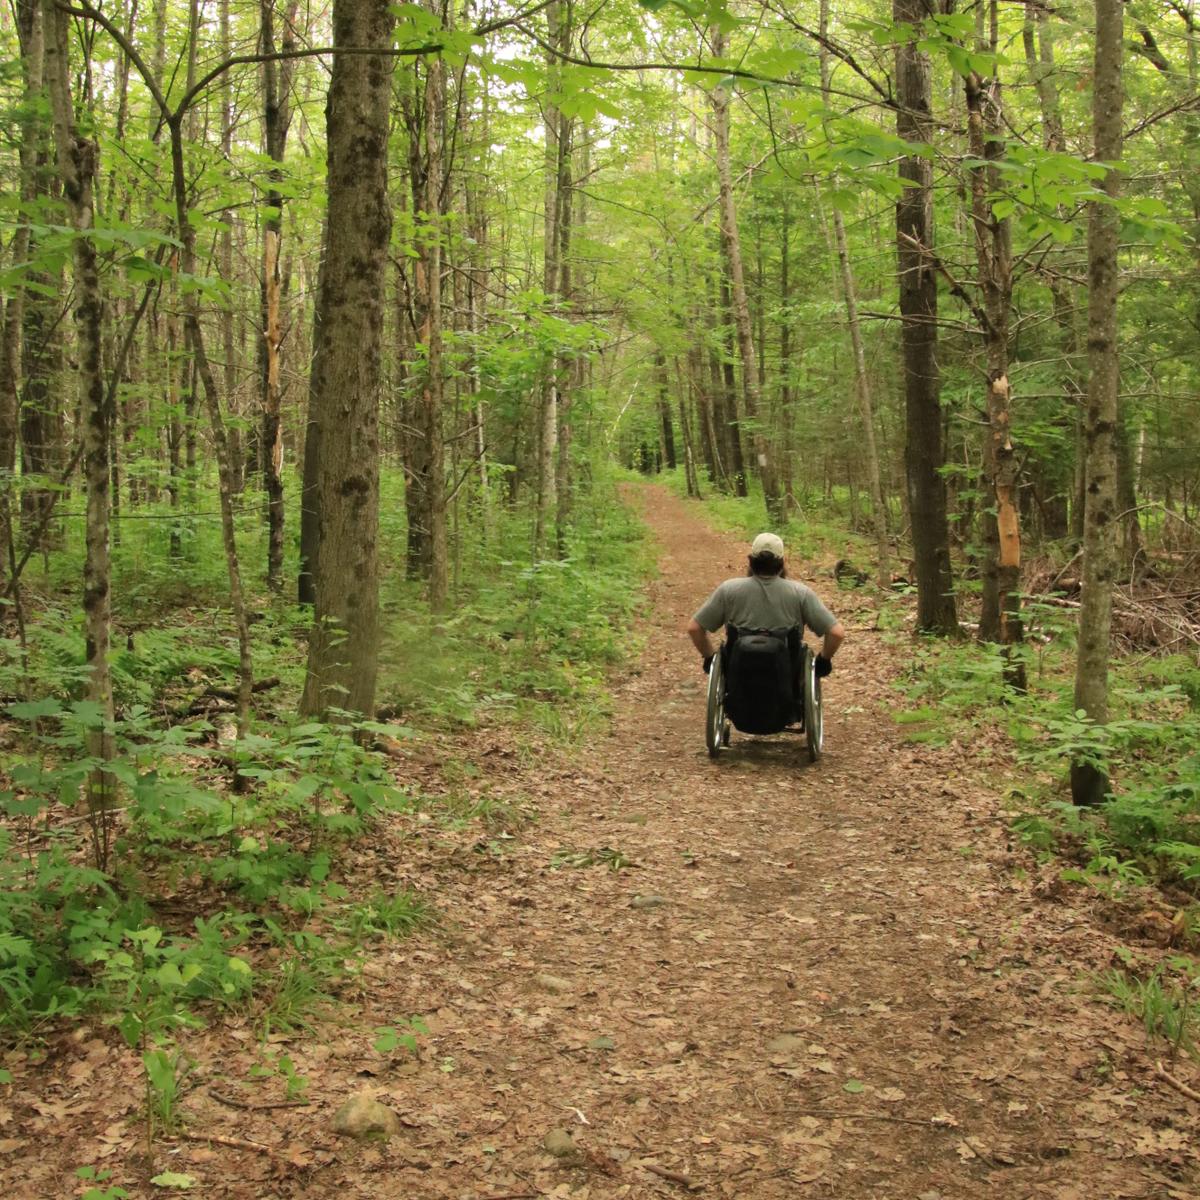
289 484 1193 1200
11 485 1195 1198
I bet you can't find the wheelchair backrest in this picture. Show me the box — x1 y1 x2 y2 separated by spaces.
723 626 797 735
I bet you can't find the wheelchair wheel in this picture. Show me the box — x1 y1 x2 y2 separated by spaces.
803 645 824 762
705 648 726 758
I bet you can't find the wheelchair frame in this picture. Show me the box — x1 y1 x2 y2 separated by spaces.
705 635 823 762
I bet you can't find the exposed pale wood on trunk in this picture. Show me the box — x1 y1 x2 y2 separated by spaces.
966 0 1024 689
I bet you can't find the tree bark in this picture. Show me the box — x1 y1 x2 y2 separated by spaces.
299 0 393 715
710 26 782 523
260 0 298 590
1072 0 1123 806
17 0 61 555
656 352 677 470
43 0 116 831
894 0 958 634
534 0 565 559
218 0 242 496
966 2 1024 688
1 0 47 587
819 0 890 587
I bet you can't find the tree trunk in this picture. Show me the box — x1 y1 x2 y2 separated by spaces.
218 0 242 496
1 0 47 587
299 0 392 716
894 0 958 634
819 0 890 586
710 26 782 523
554 95 577 560
18 0 60 555
534 0 564 559
260 0 297 590
419 48 448 610
44 0 116 835
656 352 676 470
1071 0 1123 806
966 3 1024 688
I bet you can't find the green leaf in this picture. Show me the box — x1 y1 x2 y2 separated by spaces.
156 961 185 988
7 697 63 721
150 1172 196 1189
843 1079 865 1094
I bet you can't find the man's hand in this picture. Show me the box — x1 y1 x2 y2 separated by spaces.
703 654 714 675
815 654 833 679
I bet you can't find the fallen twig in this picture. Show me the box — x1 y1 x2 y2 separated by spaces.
208 1086 311 1111
176 1130 290 1163
478 1192 542 1199
641 1162 702 1190
1155 1060 1200 1104
790 1109 940 1127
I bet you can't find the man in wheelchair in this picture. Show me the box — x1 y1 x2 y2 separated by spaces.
686 533 844 734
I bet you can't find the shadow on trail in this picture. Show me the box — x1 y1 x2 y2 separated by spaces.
702 730 820 769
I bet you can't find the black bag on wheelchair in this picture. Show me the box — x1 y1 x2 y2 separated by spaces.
723 626 798 735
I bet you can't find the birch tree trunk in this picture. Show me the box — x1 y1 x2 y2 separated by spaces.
300 0 393 715
1072 0 1124 806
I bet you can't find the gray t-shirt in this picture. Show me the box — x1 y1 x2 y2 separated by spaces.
693 576 837 636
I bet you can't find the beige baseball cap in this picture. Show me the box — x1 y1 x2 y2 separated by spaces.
751 532 785 558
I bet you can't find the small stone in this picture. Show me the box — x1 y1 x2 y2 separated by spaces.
765 1034 807 1056
535 973 573 994
332 1091 401 1139
543 1127 577 1158
631 894 667 910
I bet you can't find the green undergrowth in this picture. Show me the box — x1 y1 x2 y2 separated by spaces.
0 466 656 1140
0 701 421 1039
886 614 1200 904
377 477 654 740
885 599 1200 1065
655 466 877 568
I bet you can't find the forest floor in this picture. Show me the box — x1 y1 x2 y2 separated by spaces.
9 483 1200 1199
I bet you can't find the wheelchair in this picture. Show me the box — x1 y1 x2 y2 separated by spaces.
704 625 824 762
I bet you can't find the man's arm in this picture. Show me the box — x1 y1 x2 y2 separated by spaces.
822 622 845 660
687 617 714 660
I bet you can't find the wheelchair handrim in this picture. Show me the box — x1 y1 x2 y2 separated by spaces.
705 650 725 756
805 654 824 759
